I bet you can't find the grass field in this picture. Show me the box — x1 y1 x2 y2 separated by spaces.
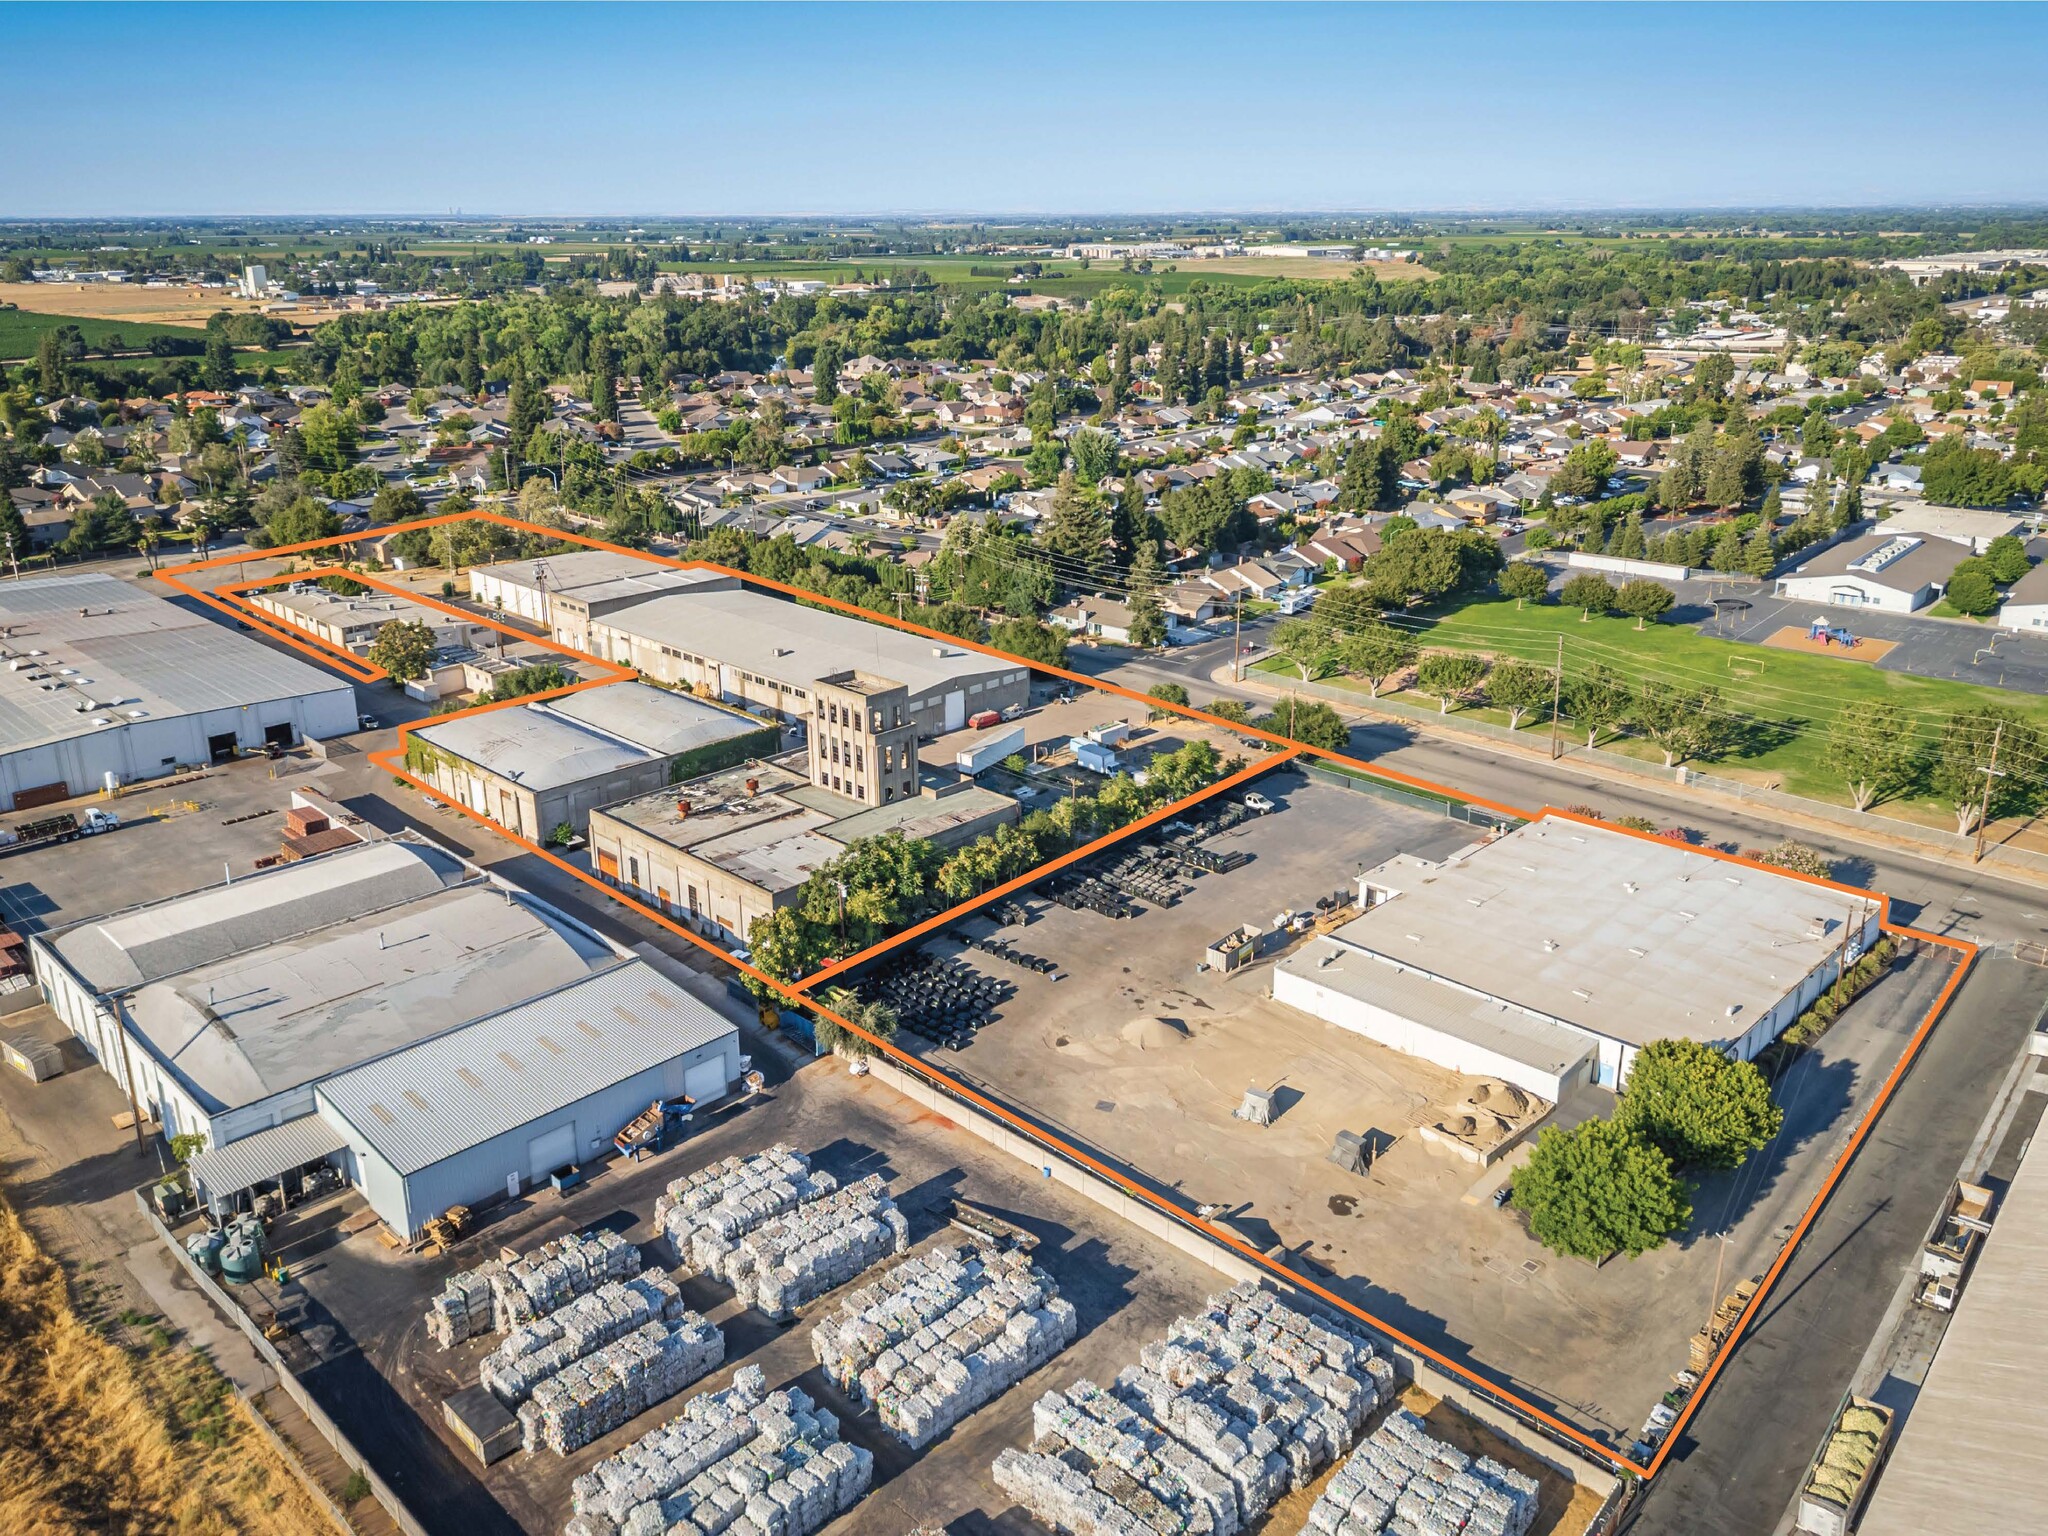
0 1189 334 1536
1258 595 2048 817
0 305 219 362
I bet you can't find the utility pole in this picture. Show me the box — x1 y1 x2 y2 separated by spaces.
1973 721 2006 864
1548 633 1564 761
1232 592 1244 681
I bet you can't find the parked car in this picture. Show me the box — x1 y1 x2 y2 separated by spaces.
1243 792 1274 814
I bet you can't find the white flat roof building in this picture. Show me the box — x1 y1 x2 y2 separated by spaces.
1274 819 1880 1098
0 573 358 808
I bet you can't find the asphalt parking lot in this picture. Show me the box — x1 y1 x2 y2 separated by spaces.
876 771 1971 1453
241 1035 1230 1536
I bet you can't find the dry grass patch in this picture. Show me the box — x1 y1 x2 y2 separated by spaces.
0 282 267 327
0 1189 335 1536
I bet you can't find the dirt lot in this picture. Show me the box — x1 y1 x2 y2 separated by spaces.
0 279 269 326
885 772 1963 1452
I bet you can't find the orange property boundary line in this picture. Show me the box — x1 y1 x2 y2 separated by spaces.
156 513 1980 1483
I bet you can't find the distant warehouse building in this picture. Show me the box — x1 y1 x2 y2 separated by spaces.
469 549 1031 737
247 581 488 656
1274 820 1880 1101
404 680 781 840
32 836 740 1237
0 573 358 809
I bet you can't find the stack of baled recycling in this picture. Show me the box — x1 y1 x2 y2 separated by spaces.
563 1364 874 1536
517 1313 724 1455
720 1174 909 1320
810 1243 1077 1448
653 1147 837 1276
482 1271 687 1406
428 1259 507 1348
1305 1407 1539 1536
428 1230 643 1348
992 1282 1391 1536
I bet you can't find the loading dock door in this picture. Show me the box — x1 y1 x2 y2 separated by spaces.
263 723 296 749
944 691 966 732
683 1058 727 1105
526 1122 577 1181
207 731 239 764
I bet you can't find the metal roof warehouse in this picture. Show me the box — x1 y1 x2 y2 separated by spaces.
0 572 359 809
33 835 740 1238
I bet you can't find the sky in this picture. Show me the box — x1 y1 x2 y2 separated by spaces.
5 2 2046 219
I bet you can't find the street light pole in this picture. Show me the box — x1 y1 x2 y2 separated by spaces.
1548 633 1564 761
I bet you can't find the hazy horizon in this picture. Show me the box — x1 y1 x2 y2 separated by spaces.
5 2 2045 219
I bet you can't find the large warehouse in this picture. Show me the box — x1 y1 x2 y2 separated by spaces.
0 573 359 809
1273 820 1881 1100
404 680 781 839
32 834 740 1236
471 548 1030 734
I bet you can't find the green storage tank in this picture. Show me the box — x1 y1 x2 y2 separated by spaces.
219 1230 264 1284
184 1229 225 1276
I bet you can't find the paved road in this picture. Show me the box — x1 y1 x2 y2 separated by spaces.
1074 643 2048 951
1620 955 2045 1536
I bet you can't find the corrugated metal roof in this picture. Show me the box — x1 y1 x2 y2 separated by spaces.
1859 1131 2048 1536
188 1114 348 1201
315 961 733 1176
0 572 355 755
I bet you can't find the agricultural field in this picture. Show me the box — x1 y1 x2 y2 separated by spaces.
0 305 218 361
0 279 262 328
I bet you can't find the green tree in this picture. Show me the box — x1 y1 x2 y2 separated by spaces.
507 352 549 454
589 336 618 423
1617 1039 1783 1173
1985 533 2030 585
1614 578 1675 628
989 617 1068 669
1922 439 2014 508
1484 658 1553 729
1254 698 1348 751
1740 522 1777 578
1944 559 1999 616
370 483 426 525
1636 685 1732 767
266 495 343 547
1931 707 2043 834
1316 582 1382 632
1146 682 1190 719
1036 472 1110 583
35 330 68 397
1271 615 1338 682
1708 522 1745 572
1512 1116 1691 1260
60 491 137 556
1824 701 1917 812
1414 651 1485 714
1069 428 1118 486
366 619 437 683
203 326 236 391
296 404 359 473
1564 664 1632 747
1552 438 1619 502
1336 623 1418 698
814 986 899 1060
1498 561 1549 608
811 339 843 406
1559 572 1616 619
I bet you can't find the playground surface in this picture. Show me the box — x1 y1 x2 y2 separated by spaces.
1759 625 1900 664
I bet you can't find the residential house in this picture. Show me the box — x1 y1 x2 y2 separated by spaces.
1050 596 1136 643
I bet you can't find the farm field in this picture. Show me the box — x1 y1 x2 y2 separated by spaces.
0 305 217 360
0 280 262 328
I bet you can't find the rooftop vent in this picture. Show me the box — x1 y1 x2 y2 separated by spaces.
1542 939 1559 953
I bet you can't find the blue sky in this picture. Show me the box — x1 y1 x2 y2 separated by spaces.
5 3 2044 217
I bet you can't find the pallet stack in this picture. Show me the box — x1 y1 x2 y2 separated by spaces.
563 1365 874 1536
517 1314 725 1455
482 1272 687 1406
717 1174 909 1320
653 1147 840 1276
993 1283 1391 1536
427 1230 643 1349
1303 1407 1540 1536
811 1243 1077 1448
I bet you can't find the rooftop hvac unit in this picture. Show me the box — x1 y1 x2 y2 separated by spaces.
1329 1130 1369 1177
